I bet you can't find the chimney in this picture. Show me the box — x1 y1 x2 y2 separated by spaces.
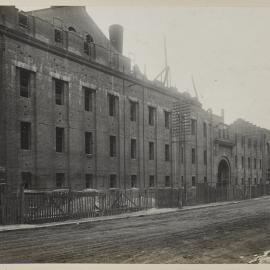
109 24 123 54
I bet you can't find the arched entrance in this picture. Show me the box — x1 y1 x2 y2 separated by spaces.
217 159 230 187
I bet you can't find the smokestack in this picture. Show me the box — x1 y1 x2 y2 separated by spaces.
109 24 123 54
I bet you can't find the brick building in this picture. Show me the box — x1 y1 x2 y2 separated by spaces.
0 6 269 192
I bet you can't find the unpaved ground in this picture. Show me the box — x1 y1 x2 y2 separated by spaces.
1 197 270 263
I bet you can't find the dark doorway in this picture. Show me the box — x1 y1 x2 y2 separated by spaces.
217 159 230 187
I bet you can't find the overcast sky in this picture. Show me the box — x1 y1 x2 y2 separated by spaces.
12 3 270 129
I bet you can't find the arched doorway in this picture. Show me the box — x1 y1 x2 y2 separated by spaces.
217 159 230 187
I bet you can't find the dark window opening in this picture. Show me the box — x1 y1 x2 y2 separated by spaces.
148 106 155 126
165 176 170 187
248 157 251 169
192 148 195 164
165 144 170 161
241 136 245 147
260 159 262 169
56 173 65 188
109 174 117 188
164 111 170 129
235 155 238 168
181 176 184 187
204 150 207 165
204 177 207 184
254 158 257 169
203 122 207 137
55 79 65 105
130 101 137 122
21 122 31 150
149 175 155 187
54 29 63 43
84 34 95 57
85 132 93 155
110 136 116 157
22 172 31 189
108 94 117 116
68 26 76 32
20 69 30 98
254 178 257 185
84 87 93 112
131 139 136 159
131 175 137 188
56 127 64 153
242 156 244 169
191 119 197 135
181 146 184 164
192 176 196 187
149 142 154 160
19 13 28 28
85 174 93 189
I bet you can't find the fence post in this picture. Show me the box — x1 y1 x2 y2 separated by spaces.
19 184 24 224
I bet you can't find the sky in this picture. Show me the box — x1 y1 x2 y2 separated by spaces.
9 2 270 129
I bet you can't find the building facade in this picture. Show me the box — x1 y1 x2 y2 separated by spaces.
0 6 270 191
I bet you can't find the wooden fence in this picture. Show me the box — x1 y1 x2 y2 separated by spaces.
1 184 270 225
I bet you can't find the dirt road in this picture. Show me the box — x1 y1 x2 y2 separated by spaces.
1 197 270 263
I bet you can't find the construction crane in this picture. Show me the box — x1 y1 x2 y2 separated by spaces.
154 37 171 88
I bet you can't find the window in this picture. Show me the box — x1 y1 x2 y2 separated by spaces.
254 158 257 169
148 106 155 126
203 150 207 165
235 155 238 168
130 101 137 121
56 127 64 152
56 173 65 188
131 138 137 159
110 136 116 157
260 159 262 169
235 177 238 185
108 94 117 116
191 119 197 135
85 174 93 189
131 175 137 188
109 174 117 188
21 172 31 189
254 178 257 185
248 178 251 185
85 132 93 155
68 26 76 32
84 87 93 112
164 111 170 129
191 148 195 164
21 122 31 150
254 140 257 149
149 142 154 160
204 177 207 184
165 144 170 161
54 29 63 43
181 176 184 187
149 175 155 187
20 69 30 98
267 143 270 154
218 129 221 138
84 34 94 56
241 136 245 148
203 122 207 137
192 176 196 187
165 176 170 187
55 79 65 105
248 157 251 169
19 13 28 28
242 156 244 169
248 139 251 148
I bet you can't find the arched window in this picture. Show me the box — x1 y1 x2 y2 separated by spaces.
68 26 76 32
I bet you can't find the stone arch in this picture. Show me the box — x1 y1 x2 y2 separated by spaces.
217 157 231 187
